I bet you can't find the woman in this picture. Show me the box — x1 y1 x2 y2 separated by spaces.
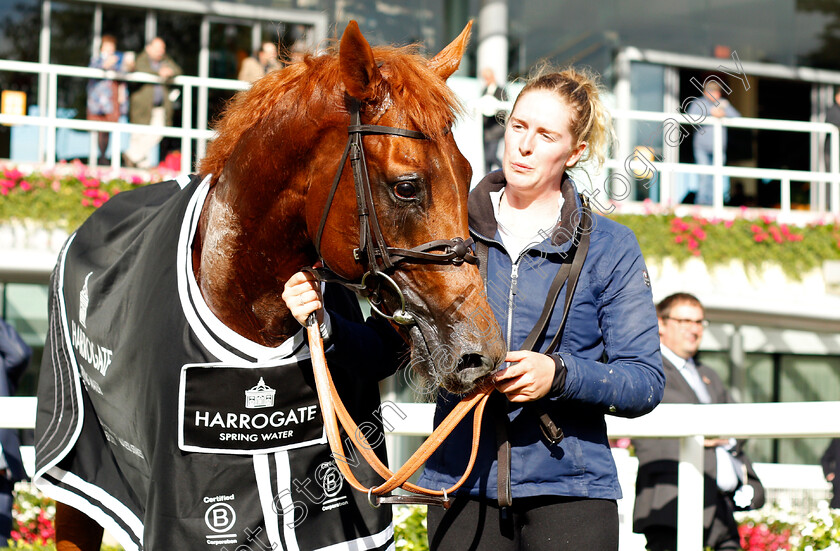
416 66 665 549
87 35 128 165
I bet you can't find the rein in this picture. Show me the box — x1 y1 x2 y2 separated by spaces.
305 97 494 508
307 316 491 508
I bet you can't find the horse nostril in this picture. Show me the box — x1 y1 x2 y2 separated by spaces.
457 353 487 372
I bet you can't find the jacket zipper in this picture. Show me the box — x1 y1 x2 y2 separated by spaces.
505 258 521 365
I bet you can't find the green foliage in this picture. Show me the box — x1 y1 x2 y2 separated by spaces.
393 504 428 551
790 505 840 550
5 482 123 551
3 163 840 283
0 162 170 231
609 212 840 280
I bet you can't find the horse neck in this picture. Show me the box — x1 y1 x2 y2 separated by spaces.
193 169 315 347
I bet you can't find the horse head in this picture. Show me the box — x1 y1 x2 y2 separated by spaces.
198 21 505 394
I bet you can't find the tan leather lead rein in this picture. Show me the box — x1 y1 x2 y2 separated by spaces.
306 316 493 508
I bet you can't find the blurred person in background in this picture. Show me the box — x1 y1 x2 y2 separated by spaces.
86 35 128 166
684 80 740 205
0 317 31 543
238 41 279 83
633 292 765 551
479 67 507 173
123 37 182 169
821 438 840 509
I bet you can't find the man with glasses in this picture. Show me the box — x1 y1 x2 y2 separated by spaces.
632 292 764 551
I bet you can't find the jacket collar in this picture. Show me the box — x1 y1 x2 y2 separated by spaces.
468 170 582 253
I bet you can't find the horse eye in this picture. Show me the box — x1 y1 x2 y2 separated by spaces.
394 181 417 199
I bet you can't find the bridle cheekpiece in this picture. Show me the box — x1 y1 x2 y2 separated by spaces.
312 97 477 325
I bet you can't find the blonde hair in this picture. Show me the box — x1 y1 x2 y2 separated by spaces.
512 63 614 171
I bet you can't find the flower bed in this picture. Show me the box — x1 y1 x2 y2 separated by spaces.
608 211 840 280
3 162 839 282
0 161 175 231
4 481 840 550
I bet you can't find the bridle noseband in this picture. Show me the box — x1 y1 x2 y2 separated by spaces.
312 97 477 325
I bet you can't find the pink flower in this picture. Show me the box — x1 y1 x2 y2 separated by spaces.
19 181 31 191
754 233 766 243
4 168 22 180
670 218 689 232
51 179 61 192
724 220 734 228
674 235 684 244
692 228 707 241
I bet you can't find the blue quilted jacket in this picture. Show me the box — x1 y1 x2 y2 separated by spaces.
419 171 665 500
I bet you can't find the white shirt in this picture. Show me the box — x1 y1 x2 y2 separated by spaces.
660 344 743 492
660 345 710 403
490 190 564 261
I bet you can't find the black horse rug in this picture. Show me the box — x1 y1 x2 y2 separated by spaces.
34 174 394 551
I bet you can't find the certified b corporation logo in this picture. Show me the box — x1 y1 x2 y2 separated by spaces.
205 503 236 533
315 461 343 498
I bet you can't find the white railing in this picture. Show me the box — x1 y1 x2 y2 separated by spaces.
384 400 840 551
609 108 840 214
4 397 838 551
3 58 840 218
0 58 248 173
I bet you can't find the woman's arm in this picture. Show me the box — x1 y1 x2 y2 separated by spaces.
556 231 665 417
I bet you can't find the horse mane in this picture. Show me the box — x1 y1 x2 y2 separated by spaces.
199 43 464 184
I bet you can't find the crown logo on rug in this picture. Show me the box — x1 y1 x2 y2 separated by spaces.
245 377 276 409
79 272 93 328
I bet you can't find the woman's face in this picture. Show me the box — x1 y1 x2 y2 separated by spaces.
502 89 586 198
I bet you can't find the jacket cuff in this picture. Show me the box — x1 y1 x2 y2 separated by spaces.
551 354 568 395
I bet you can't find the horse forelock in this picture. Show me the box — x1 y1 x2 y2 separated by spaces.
199 43 464 184
367 45 464 139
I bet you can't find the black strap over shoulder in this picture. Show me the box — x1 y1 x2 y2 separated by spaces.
484 195 593 508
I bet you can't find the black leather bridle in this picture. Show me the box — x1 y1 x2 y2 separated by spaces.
312 97 477 326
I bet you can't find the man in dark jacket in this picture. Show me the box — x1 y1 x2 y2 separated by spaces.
632 293 765 551
0 317 31 541
479 67 507 173
824 88 840 172
821 438 840 509
123 37 182 168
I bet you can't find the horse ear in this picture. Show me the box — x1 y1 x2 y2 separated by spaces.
428 20 473 81
340 20 383 101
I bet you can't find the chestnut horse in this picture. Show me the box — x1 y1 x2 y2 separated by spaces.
35 21 504 551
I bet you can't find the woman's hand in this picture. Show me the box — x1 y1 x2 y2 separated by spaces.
494 350 556 402
282 270 324 326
